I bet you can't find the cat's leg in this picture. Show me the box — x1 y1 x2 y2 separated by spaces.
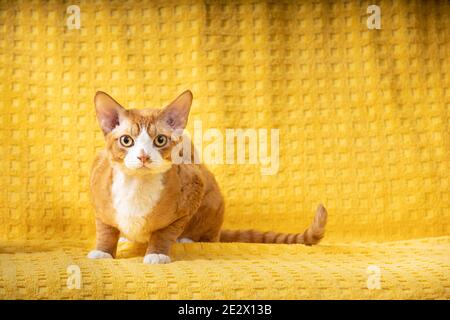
144 216 189 264
87 218 120 259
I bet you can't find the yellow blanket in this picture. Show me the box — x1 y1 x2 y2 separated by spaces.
0 0 449 299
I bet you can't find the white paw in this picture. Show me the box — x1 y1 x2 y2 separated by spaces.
118 237 130 243
176 237 194 243
143 253 171 264
87 250 113 259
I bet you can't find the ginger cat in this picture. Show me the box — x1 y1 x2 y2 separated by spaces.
88 90 327 264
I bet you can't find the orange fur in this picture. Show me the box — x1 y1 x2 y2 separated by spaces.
89 91 327 263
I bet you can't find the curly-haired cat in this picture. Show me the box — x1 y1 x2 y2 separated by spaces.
88 90 327 264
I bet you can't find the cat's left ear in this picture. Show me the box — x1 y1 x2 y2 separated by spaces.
94 91 126 135
158 90 193 130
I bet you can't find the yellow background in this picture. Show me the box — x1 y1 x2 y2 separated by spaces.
0 0 449 299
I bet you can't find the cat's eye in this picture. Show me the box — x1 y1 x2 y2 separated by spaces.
119 135 134 147
154 134 168 148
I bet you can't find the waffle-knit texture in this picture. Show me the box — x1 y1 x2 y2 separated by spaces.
0 0 449 299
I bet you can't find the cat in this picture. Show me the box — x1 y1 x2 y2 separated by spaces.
88 90 327 264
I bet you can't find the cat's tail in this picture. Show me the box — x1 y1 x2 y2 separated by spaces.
219 204 327 245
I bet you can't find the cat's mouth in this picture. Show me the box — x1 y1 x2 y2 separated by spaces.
119 161 172 176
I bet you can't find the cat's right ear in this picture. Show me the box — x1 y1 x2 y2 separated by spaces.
94 91 126 135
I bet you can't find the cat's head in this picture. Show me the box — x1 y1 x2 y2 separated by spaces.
94 90 192 176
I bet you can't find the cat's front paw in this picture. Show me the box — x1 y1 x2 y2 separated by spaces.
143 253 171 264
87 250 113 259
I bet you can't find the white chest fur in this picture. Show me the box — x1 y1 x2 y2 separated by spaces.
111 168 164 243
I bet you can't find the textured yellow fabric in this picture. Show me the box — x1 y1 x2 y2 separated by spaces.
0 237 449 299
0 0 449 299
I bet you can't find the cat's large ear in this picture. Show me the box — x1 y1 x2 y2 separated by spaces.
94 91 126 135
158 90 193 130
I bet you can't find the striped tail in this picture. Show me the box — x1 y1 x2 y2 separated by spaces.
220 204 327 245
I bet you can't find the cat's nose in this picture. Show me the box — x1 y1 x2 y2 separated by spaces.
137 151 150 163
